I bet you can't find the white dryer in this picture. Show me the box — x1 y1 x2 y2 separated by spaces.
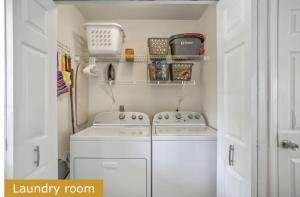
70 112 151 197
152 111 217 197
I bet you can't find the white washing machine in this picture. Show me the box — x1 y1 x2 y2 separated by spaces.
70 112 151 197
152 111 217 197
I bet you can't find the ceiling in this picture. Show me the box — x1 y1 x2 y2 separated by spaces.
75 4 210 20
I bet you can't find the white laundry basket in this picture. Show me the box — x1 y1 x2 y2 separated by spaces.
85 23 125 56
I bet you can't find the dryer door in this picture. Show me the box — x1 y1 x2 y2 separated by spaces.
74 158 147 197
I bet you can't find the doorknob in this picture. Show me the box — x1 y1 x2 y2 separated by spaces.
281 140 299 151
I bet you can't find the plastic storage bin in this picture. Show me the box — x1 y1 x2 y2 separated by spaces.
170 63 193 81
85 23 125 56
148 60 169 81
169 33 205 59
148 38 169 58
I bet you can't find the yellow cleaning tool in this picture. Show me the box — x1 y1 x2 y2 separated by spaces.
61 54 71 85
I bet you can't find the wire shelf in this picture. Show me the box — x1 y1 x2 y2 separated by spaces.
95 80 196 86
75 55 209 63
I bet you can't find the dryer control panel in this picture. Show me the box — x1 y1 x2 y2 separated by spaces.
153 111 206 126
93 112 150 126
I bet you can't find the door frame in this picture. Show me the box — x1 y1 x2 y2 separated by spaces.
256 0 279 196
5 0 14 179
257 0 279 196
1 0 6 192
257 0 270 196
254 0 279 196
268 0 279 196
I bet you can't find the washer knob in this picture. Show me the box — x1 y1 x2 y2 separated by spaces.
158 115 163 120
138 115 143 120
132 114 136 120
175 113 182 119
119 113 125 120
195 114 201 119
188 114 193 119
164 114 169 119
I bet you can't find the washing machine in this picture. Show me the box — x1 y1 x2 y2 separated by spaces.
152 111 217 197
70 112 151 197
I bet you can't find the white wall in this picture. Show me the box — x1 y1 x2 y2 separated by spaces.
198 5 217 128
57 5 86 160
87 20 204 120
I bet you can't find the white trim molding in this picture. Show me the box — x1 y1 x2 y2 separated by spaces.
5 0 14 179
257 0 270 196
1 0 6 196
268 0 279 196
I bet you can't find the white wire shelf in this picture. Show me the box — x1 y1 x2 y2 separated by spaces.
96 80 196 86
75 55 209 63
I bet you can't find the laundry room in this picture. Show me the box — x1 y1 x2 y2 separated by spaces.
7 0 289 196
56 1 217 167
55 2 219 196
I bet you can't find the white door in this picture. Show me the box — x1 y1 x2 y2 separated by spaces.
6 0 57 178
217 0 257 196
278 0 300 196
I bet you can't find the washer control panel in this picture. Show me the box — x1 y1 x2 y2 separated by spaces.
93 112 150 125
153 111 206 126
